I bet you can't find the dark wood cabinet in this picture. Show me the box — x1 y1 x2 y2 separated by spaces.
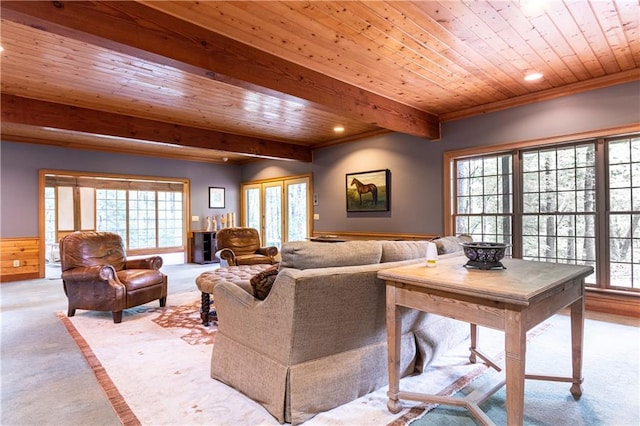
192 231 218 264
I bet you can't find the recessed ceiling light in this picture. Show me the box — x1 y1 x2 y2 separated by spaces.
524 72 543 81
333 126 345 133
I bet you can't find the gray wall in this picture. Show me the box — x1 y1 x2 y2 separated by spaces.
2 81 638 239
0 143 241 237
242 81 640 235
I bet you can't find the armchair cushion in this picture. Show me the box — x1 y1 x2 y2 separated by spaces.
215 227 278 266
116 269 165 290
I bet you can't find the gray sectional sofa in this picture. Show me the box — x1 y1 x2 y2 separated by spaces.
210 240 469 424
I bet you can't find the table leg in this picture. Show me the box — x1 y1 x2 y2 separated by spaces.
505 310 526 426
200 292 211 325
469 323 478 363
570 291 585 398
386 284 403 414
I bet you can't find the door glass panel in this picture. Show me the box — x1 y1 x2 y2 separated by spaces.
264 185 282 248
57 186 74 231
80 187 95 230
242 175 311 247
44 187 56 246
244 187 261 233
287 181 308 242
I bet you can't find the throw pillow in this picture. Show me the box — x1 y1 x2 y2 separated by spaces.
433 234 473 255
250 264 280 300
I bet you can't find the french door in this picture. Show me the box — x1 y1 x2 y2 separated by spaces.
241 174 312 248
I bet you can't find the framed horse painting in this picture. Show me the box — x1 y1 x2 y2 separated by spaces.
346 169 390 212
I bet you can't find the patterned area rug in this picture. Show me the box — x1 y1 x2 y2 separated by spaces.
57 291 549 425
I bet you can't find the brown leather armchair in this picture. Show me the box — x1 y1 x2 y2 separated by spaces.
60 231 168 323
215 227 278 266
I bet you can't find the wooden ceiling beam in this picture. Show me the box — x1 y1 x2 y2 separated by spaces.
1 95 312 162
0 1 440 140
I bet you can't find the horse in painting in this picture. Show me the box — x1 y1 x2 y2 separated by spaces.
350 177 378 206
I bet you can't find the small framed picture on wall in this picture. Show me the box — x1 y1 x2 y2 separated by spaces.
209 187 225 208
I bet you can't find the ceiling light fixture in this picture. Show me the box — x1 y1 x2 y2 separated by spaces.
333 126 345 133
524 72 543 81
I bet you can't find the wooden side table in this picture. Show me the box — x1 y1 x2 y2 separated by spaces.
378 256 593 425
192 231 218 264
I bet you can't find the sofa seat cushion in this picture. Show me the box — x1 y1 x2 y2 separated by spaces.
117 269 164 290
280 240 382 270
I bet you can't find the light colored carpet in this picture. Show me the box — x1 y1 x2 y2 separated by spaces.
58 291 538 425
412 313 640 426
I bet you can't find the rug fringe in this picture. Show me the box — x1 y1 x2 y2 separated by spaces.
56 312 142 426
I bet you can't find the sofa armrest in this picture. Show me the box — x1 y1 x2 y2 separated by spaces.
215 248 237 266
125 256 163 270
255 246 278 258
213 276 294 362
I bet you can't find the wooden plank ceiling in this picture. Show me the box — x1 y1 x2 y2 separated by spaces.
1 1 639 164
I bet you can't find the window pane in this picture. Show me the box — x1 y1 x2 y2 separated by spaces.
607 137 640 289
129 191 156 249
157 191 183 247
521 143 596 283
454 154 512 247
96 189 127 243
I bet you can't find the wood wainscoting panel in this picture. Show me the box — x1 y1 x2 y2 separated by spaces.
312 231 439 241
586 289 640 318
0 237 41 282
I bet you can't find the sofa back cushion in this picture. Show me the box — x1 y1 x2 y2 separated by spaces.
380 241 430 263
279 241 382 270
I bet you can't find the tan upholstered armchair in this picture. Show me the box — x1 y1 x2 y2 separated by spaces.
215 227 278 266
60 231 168 323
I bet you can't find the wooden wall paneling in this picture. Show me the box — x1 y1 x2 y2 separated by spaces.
0 237 41 282
585 290 640 319
312 231 439 241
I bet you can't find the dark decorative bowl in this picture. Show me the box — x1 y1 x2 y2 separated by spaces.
460 242 510 270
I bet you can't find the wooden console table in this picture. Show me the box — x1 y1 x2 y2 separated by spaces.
378 256 593 425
